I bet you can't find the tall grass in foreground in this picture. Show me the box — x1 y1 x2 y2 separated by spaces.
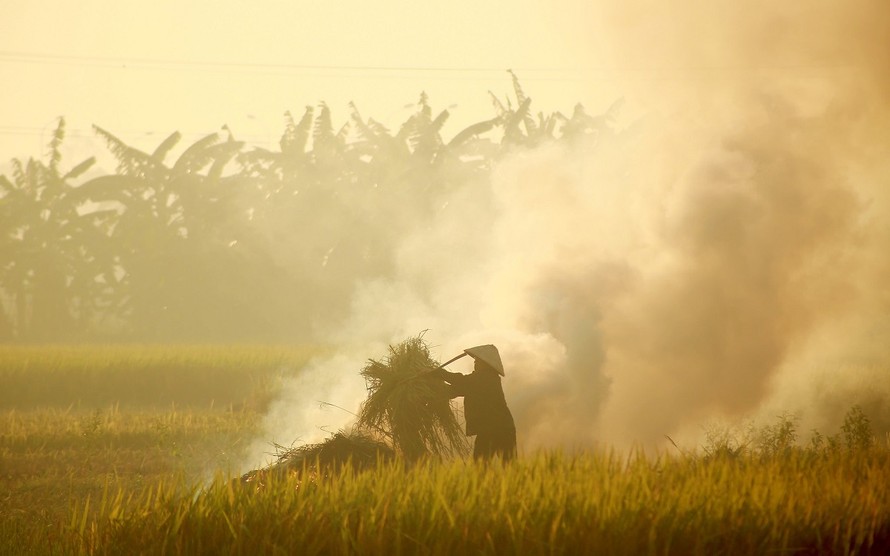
67 450 890 555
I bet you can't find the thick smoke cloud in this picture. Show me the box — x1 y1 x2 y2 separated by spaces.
582 0 890 445
246 1 890 465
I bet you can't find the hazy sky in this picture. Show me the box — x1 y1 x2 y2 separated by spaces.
1 0 618 161
3 1 862 163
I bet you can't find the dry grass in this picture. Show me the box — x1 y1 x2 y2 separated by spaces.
239 428 395 489
64 449 890 555
357 335 467 461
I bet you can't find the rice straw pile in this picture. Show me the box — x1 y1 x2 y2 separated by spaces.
240 428 394 487
358 335 468 460
240 335 467 486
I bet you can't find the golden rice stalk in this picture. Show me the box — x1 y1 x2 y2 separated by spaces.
358 335 468 460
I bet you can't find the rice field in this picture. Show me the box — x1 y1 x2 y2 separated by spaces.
0 344 318 409
70 451 890 555
0 344 315 554
0 405 257 553
2 345 889 555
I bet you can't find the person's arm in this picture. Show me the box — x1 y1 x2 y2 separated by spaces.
432 367 470 398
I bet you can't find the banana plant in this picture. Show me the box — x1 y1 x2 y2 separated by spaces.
0 118 106 340
73 126 246 338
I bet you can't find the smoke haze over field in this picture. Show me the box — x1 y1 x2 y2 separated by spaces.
3 1 888 461
246 1 890 464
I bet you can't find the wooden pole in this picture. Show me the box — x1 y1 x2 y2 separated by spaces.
436 352 468 369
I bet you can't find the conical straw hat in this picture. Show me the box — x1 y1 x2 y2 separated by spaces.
464 344 504 376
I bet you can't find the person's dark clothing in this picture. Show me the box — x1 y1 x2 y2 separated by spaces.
438 368 516 460
470 427 517 461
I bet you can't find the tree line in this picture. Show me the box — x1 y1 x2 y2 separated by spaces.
0 76 619 342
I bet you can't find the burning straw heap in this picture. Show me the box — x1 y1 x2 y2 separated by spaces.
240 428 394 486
241 335 467 484
357 335 468 460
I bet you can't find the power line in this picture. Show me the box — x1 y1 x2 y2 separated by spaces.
0 50 579 75
0 126 275 146
0 49 862 76
0 50 596 84
0 125 198 137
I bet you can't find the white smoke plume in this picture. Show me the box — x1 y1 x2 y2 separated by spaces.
245 1 890 466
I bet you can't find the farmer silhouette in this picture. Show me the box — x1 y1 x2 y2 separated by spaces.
434 344 517 461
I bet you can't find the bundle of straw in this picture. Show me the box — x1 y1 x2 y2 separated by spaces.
274 429 395 472
240 428 395 487
358 335 468 460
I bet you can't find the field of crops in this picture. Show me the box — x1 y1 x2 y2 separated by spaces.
2 345 889 555
0 345 315 554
